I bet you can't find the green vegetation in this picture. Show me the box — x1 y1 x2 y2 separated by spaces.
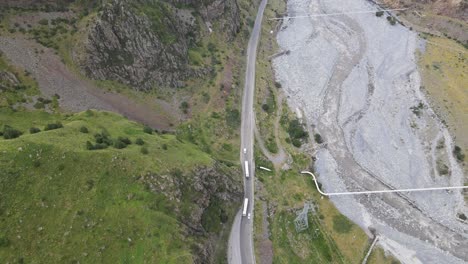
135 137 144 145
29 127 41 134
133 1 178 45
1 125 22 139
386 16 397 25
287 119 308 147
0 109 240 263
332 214 353 234
0 54 40 108
314 133 323 144
453 146 465 162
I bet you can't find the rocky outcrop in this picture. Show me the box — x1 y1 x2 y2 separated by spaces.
0 71 19 91
141 162 242 263
77 0 240 91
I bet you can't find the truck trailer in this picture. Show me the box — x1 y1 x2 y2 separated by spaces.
242 198 249 217
244 161 249 178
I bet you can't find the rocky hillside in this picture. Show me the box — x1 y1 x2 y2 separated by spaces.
76 0 241 90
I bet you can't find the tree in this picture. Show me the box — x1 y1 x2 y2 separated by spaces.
80 126 89 133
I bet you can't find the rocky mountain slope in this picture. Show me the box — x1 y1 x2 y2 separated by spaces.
76 0 240 90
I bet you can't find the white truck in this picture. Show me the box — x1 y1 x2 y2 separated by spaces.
242 198 249 217
244 161 249 178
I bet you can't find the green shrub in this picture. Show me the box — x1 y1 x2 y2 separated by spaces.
162 144 168 150
141 147 149 154
135 138 145 145
314 133 323 144
114 140 127 149
117 136 131 145
0 235 10 248
80 126 89 133
453 146 465 162
287 119 308 140
143 125 153 134
33 101 45 109
38 19 49 26
94 132 112 146
291 138 302 148
3 126 22 139
44 122 63 131
180 101 189 114
29 127 41 134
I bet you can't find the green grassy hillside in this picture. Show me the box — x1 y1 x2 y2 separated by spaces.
0 109 241 263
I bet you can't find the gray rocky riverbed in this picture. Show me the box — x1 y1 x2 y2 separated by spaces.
273 0 468 263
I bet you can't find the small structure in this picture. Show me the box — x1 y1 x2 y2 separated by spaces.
294 202 315 232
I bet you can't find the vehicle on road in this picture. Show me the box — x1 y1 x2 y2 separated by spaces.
243 148 247 154
244 161 249 178
242 198 249 217
247 213 251 220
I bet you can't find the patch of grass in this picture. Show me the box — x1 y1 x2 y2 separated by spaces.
332 214 353 234
367 246 401 264
418 36 467 171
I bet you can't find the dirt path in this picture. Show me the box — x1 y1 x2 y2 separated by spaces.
0 35 175 130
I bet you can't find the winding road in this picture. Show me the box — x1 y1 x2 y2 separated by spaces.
228 0 268 263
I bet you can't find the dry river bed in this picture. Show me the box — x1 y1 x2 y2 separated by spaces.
273 0 467 263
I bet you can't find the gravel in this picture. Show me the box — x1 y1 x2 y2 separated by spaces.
273 0 468 263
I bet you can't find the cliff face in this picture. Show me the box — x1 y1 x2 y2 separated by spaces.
76 0 240 91
142 163 243 264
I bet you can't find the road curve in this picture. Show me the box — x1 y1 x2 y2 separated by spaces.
228 0 268 263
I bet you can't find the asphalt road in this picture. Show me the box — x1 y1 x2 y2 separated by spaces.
228 0 268 263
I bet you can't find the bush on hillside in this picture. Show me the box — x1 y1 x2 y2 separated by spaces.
117 136 131 145
80 126 89 133
143 125 153 134
135 138 144 145
44 122 63 131
30 127 41 134
114 140 127 149
2 126 22 139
